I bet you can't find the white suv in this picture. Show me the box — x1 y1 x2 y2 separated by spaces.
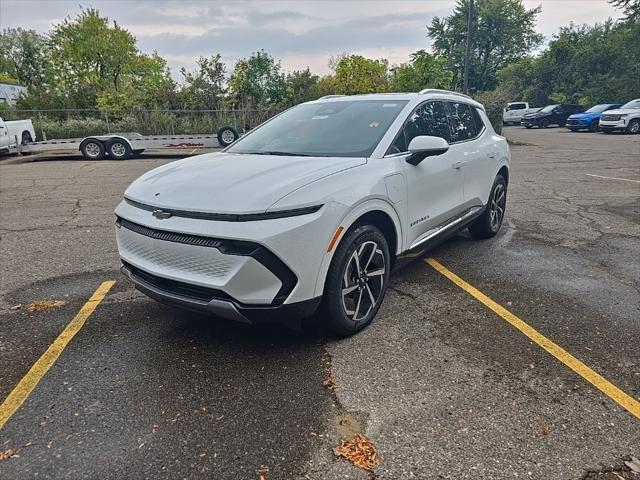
599 99 640 134
115 90 510 336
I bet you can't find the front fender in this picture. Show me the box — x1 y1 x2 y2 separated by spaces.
312 197 403 298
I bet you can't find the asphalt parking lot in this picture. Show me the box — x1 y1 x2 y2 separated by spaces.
1 127 639 479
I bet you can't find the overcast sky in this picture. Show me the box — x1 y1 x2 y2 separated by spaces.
0 0 622 80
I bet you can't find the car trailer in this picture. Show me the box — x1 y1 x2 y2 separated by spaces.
17 126 240 160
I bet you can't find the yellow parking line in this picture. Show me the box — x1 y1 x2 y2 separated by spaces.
586 174 640 184
425 258 640 421
0 281 115 430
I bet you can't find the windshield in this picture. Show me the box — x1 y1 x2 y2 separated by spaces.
226 100 408 157
540 104 559 113
620 99 640 109
585 104 614 113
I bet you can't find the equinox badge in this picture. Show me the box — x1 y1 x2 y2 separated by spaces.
152 209 172 220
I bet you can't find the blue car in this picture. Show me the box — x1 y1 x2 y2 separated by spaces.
566 103 623 132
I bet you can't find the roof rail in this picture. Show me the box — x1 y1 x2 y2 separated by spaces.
318 94 345 99
418 88 473 100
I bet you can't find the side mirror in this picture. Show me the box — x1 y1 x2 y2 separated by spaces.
406 136 449 165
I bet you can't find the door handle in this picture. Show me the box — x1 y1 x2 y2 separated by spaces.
452 160 466 169
487 152 497 159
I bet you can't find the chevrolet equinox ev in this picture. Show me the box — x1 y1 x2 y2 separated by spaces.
115 90 510 336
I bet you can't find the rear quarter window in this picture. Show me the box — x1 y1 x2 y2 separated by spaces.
446 102 478 142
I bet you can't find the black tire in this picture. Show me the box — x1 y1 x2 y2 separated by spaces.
468 175 507 240
80 139 105 160
21 131 33 144
525 125 533 129
106 139 132 160
626 119 640 134
217 126 239 147
132 149 145 158
568 128 579 132
323 225 390 337
539 119 549 128
588 120 599 132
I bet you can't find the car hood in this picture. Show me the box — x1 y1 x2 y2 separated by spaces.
601 108 638 115
568 112 597 120
124 152 366 214
523 112 549 118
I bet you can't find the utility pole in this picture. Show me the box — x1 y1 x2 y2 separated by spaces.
463 0 474 94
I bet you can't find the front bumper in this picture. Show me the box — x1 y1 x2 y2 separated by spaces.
599 119 627 131
120 262 320 323
520 118 538 127
115 198 346 315
566 119 588 129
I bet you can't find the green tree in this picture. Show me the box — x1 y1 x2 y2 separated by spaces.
284 68 320 105
228 50 286 108
497 20 640 106
332 54 389 94
609 0 640 21
427 0 543 91
178 54 227 109
390 50 454 91
0 28 47 87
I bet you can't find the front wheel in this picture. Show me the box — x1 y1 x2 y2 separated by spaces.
323 225 390 337
539 119 549 128
80 139 105 160
468 175 507 239
627 119 640 134
589 120 599 132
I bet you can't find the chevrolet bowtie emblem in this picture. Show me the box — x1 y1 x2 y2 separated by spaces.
152 209 172 219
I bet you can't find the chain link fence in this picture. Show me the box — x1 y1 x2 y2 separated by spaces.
0 108 285 141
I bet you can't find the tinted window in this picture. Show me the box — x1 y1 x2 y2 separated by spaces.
508 103 526 110
471 107 485 134
446 102 478 142
227 100 408 158
389 101 450 153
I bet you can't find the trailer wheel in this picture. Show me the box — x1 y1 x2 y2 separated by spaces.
132 149 145 158
80 139 106 160
217 126 239 147
106 139 132 160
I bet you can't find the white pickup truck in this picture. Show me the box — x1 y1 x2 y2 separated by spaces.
0 117 35 153
502 102 541 125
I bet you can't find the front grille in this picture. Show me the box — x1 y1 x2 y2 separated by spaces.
566 119 580 126
124 262 232 303
601 114 620 121
116 217 257 255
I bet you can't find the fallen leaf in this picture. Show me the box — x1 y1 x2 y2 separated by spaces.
0 449 20 462
333 433 380 472
26 300 66 312
625 456 640 473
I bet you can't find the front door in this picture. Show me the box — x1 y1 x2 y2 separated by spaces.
389 101 465 248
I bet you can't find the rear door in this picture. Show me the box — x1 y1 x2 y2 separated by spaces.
445 101 493 208
389 100 464 248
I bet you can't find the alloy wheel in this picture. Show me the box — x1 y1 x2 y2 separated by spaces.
221 129 236 144
490 183 506 232
341 241 386 322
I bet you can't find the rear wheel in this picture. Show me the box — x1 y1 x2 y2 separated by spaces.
80 139 105 160
627 119 640 134
107 139 132 160
469 175 507 239
323 225 390 337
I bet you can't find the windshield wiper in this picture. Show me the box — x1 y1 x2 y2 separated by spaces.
248 151 313 157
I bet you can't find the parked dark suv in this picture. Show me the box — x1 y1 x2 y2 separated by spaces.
520 104 586 128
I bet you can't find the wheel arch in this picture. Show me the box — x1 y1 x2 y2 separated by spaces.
312 199 403 299
497 165 509 185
